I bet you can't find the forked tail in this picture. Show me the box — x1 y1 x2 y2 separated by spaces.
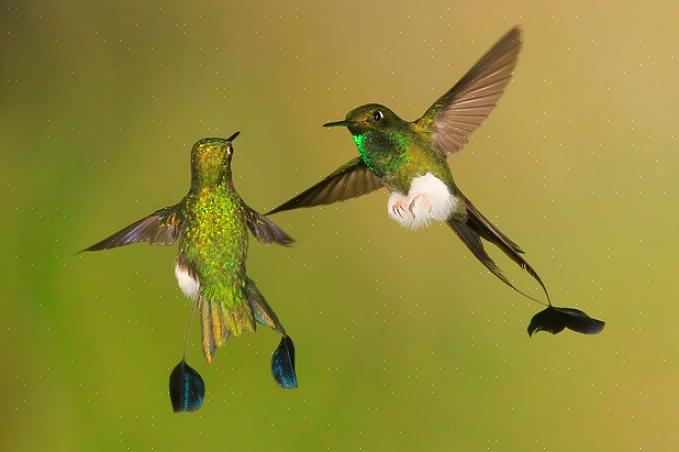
448 195 605 336
448 195 550 306
196 278 298 387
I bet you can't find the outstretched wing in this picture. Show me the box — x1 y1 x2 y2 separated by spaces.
83 204 182 251
243 204 294 246
266 157 383 215
415 26 522 156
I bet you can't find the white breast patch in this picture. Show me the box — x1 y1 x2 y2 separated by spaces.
175 262 200 301
387 173 457 230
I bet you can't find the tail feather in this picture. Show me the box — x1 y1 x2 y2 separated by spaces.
244 278 298 389
449 198 550 305
211 303 226 348
223 303 256 337
245 277 286 335
452 197 606 337
464 197 524 254
199 297 217 363
198 296 255 363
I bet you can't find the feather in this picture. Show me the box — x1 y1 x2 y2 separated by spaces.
83 204 181 251
267 157 382 215
271 336 298 389
415 27 522 156
169 359 205 413
528 306 605 336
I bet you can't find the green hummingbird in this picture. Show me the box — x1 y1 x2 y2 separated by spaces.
85 132 298 398
267 27 604 336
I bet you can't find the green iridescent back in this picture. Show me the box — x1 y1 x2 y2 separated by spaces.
180 185 249 309
179 138 250 313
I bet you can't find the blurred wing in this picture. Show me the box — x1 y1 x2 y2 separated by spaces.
244 205 294 246
83 204 182 251
415 26 522 156
266 157 383 215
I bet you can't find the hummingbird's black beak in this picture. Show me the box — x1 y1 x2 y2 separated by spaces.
323 120 353 128
226 130 240 142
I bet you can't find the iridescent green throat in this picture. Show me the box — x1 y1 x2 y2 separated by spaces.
352 131 408 177
352 133 368 161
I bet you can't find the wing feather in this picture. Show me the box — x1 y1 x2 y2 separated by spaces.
83 204 181 251
416 27 522 156
266 157 382 215
243 204 294 246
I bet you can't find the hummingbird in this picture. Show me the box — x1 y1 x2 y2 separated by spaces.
84 132 298 411
267 27 604 336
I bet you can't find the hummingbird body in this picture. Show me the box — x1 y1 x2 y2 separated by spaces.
85 134 300 374
267 27 605 336
178 180 254 340
350 112 462 229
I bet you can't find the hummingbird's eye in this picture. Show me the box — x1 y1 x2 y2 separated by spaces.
372 110 384 122
226 145 233 156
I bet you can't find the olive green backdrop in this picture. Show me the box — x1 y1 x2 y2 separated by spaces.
2 1 678 450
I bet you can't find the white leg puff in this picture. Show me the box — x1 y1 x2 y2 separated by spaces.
175 262 200 301
387 173 457 230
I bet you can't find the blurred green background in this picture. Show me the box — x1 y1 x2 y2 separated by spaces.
2 1 678 450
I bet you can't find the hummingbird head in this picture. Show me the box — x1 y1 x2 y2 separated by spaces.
324 104 404 135
190 131 240 187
